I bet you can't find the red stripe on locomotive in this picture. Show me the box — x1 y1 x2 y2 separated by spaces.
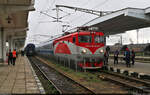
54 42 71 54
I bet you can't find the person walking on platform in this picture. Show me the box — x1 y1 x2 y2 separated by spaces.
8 49 13 65
12 49 17 66
114 50 119 65
104 51 109 65
131 49 135 66
124 48 130 67
21 50 24 56
16 51 18 58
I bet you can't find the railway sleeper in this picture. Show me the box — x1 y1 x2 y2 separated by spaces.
101 76 150 94
102 70 150 86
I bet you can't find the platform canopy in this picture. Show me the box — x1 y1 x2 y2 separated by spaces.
0 0 34 48
83 7 150 36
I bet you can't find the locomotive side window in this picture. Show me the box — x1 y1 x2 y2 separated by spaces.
78 35 92 43
95 36 104 43
73 37 76 43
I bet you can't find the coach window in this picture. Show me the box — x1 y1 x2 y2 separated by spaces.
73 37 76 43
95 36 104 43
78 35 92 43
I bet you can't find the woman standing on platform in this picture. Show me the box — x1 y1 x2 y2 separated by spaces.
12 49 17 66
8 49 13 65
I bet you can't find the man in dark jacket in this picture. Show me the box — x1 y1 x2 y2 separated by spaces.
21 50 24 56
8 49 13 65
114 50 119 65
104 51 109 65
124 48 130 67
131 49 135 65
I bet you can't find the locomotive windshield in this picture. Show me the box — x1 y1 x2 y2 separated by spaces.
78 35 92 43
95 36 104 43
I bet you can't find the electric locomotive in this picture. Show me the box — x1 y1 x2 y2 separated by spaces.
53 27 105 69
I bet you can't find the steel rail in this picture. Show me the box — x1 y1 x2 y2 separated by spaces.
99 70 150 94
29 56 95 94
28 57 62 94
102 71 150 86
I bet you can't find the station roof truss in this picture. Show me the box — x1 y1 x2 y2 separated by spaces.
0 0 35 48
83 7 150 36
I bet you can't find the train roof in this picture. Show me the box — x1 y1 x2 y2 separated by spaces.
24 43 35 50
55 31 104 41
25 43 35 47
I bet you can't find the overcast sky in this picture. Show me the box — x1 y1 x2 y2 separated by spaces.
26 0 150 46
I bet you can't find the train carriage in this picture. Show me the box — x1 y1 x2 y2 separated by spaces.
35 27 106 70
25 43 35 56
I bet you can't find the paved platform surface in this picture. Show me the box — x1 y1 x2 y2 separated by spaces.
0 55 41 94
108 59 150 75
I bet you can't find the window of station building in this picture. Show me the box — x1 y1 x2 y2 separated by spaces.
94 36 104 43
73 37 76 43
78 35 92 43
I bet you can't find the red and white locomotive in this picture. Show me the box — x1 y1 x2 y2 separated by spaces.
36 27 105 70
53 27 105 69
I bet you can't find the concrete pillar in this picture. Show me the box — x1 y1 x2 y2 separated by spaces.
11 40 14 50
0 30 7 62
13 41 16 50
2 31 6 62
0 30 3 62
8 37 13 50
10 38 15 51
8 39 11 50
8 37 11 49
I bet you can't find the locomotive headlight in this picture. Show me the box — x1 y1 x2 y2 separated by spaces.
81 49 87 54
100 49 104 53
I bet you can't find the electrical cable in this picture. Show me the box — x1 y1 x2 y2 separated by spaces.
69 0 109 23
31 0 110 45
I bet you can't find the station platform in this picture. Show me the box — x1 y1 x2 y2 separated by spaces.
0 55 45 94
107 59 150 78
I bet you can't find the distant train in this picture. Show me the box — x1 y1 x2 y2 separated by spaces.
25 43 35 56
35 27 105 70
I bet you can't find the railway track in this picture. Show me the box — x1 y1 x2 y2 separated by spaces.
28 56 95 94
98 70 150 94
